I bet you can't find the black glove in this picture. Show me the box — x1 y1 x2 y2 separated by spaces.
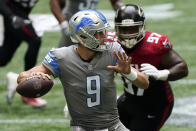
11 16 31 29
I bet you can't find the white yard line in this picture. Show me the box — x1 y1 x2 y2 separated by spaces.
0 118 69 124
166 96 196 128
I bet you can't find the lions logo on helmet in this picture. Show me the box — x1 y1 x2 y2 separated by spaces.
69 9 111 52
115 4 145 49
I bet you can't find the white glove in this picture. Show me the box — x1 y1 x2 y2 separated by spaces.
11 15 31 29
140 63 170 81
60 20 70 35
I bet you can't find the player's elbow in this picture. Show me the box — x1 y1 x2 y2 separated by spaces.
178 61 189 78
183 63 189 77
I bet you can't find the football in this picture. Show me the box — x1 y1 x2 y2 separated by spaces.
16 76 54 98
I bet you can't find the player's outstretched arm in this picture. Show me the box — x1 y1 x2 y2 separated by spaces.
50 0 69 35
17 64 52 84
49 0 65 24
161 50 188 81
107 50 149 89
140 50 188 81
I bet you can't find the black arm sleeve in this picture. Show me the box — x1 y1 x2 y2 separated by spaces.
0 0 13 18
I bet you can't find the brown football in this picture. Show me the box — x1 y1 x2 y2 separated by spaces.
16 76 54 98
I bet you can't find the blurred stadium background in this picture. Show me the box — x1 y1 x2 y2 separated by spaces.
0 0 196 130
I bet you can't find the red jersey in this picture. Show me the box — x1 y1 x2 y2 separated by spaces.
107 31 174 102
126 31 172 69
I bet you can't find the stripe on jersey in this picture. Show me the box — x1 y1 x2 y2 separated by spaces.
44 51 60 76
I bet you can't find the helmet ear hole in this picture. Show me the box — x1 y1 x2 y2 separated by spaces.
74 16 78 21
80 35 87 39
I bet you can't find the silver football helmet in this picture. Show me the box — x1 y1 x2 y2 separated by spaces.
69 9 110 52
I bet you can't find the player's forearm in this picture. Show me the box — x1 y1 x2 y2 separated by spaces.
167 61 188 81
0 0 13 18
161 50 189 81
50 0 65 24
131 68 149 89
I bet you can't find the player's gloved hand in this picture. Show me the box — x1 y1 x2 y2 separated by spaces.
140 63 170 81
60 20 70 36
11 15 31 29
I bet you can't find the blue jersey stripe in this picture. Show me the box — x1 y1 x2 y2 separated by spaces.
44 51 60 76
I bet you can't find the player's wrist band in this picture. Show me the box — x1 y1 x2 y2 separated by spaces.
123 69 138 81
60 20 68 29
158 69 170 81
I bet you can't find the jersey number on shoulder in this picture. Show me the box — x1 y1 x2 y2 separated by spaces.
86 75 101 107
147 33 161 44
79 0 98 10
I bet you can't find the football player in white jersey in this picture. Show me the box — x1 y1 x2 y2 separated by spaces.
17 9 149 130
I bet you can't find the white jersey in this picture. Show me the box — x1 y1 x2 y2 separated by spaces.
43 41 125 129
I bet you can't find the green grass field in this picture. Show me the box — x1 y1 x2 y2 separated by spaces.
0 0 196 130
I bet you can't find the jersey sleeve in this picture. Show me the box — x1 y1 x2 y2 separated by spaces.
42 49 60 77
158 34 173 54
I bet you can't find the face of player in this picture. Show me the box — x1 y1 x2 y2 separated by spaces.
118 25 140 40
94 30 107 45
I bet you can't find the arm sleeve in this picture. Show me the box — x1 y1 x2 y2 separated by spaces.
42 50 61 78
158 35 173 54
0 0 13 18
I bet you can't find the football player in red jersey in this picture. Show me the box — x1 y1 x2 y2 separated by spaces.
0 0 47 107
114 4 188 131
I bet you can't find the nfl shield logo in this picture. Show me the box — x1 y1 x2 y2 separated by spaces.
88 65 93 70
